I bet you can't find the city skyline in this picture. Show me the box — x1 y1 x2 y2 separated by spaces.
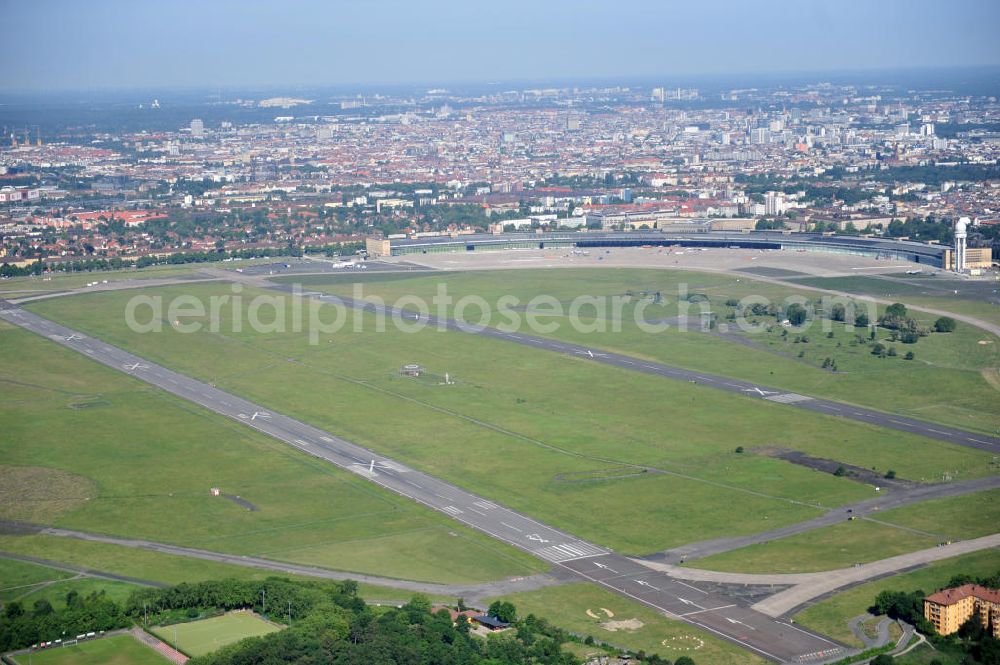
2 0 1000 93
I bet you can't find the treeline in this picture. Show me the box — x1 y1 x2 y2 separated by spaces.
2 577 699 665
0 244 362 278
0 590 126 652
868 163 1000 187
197 593 581 665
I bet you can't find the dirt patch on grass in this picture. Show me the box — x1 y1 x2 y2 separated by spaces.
754 447 916 489
600 618 644 632
0 465 98 523
223 494 259 511
982 368 1000 393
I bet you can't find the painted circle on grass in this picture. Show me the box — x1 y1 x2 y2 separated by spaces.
660 635 704 651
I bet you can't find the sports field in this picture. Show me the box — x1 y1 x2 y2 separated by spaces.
0 320 545 584
13 634 168 665
21 279 996 560
152 612 280 657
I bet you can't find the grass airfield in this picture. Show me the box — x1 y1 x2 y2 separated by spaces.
19 273 997 558
4 256 999 662
0 321 544 584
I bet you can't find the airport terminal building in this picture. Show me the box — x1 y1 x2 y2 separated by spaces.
366 229 952 267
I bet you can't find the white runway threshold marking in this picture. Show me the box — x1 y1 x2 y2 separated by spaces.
765 393 812 404
534 540 606 563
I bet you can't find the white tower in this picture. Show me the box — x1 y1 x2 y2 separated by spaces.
954 217 969 272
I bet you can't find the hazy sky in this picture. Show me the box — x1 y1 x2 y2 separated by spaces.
3 0 999 92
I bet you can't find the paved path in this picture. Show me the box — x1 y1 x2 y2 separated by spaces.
0 302 842 663
131 627 188 664
635 533 1000 618
847 614 893 649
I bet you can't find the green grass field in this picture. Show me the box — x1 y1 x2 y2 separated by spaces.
687 520 943 573
0 558 138 610
0 535 457 605
21 280 996 559
491 583 766 665
686 484 1000 575
290 268 1000 435
0 321 544 584
152 612 280 657
793 549 1000 647
874 489 1000 541
12 634 169 665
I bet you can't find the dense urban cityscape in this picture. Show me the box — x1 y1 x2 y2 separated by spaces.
2 79 1000 274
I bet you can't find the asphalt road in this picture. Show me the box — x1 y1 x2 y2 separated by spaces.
0 301 844 663
266 285 999 453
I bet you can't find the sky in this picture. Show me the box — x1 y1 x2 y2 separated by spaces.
2 0 999 92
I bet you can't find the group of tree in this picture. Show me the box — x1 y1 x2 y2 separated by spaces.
1 577 698 665
0 590 126 652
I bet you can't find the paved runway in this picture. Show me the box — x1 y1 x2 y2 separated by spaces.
0 300 845 663
266 286 999 453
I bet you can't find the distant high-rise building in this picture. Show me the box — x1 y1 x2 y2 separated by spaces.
190 118 205 138
920 123 935 137
750 128 769 145
566 115 581 131
764 191 784 216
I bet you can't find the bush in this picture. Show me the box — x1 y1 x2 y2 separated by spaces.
887 347 897 357
830 304 846 322
834 465 847 477
735 446 744 453
904 351 915 360
885 470 896 479
934 316 956 332
854 312 870 327
900 330 920 344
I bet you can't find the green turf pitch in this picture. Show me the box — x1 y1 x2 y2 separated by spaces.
152 612 280 657
13 634 168 665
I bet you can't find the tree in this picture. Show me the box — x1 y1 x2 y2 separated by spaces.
787 303 808 326
884 470 896 479
934 317 956 333
885 303 908 319
870 655 894 665
674 657 697 665
854 312 869 327
484 600 517 622
735 446 744 453
834 465 847 477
